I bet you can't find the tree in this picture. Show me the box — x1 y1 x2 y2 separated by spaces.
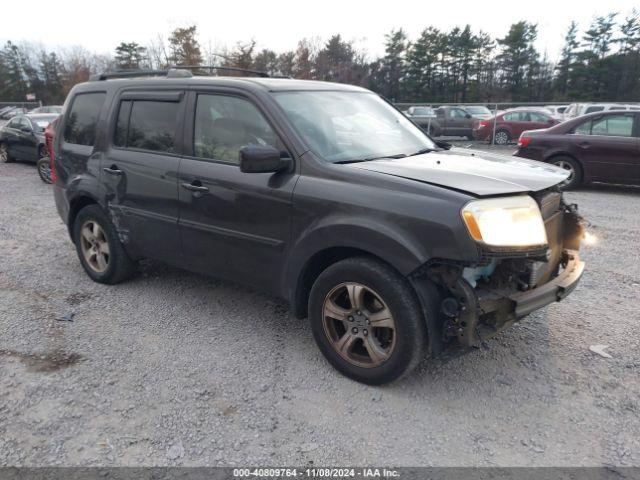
496 21 539 100
168 25 202 66
379 29 408 101
115 42 147 69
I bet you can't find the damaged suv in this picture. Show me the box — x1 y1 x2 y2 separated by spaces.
51 69 585 384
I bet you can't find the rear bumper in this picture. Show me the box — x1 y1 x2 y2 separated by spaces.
508 250 584 318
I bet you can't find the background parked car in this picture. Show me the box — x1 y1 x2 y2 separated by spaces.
545 105 569 120
430 106 475 138
473 108 559 144
0 107 27 120
463 105 492 120
515 110 639 189
29 105 63 114
0 113 59 164
563 103 640 119
403 106 436 130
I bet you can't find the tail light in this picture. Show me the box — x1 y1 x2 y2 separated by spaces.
45 119 58 183
479 120 489 128
518 135 532 148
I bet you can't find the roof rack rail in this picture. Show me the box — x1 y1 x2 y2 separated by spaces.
89 68 193 81
173 65 271 78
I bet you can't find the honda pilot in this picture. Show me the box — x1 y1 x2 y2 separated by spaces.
51 69 585 384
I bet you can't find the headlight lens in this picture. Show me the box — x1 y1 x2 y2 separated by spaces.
462 196 547 247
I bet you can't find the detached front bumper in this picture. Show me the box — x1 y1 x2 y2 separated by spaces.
508 250 584 318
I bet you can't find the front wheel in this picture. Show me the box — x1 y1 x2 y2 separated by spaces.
309 257 427 385
37 156 52 184
551 156 582 190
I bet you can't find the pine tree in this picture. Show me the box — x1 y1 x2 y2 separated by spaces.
168 26 203 66
115 42 147 69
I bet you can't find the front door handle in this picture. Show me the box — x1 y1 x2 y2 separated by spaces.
578 142 590 149
103 165 123 175
181 181 209 194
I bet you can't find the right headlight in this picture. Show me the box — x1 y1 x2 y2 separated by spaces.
461 195 547 248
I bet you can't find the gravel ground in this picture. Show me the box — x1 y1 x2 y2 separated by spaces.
1 155 639 468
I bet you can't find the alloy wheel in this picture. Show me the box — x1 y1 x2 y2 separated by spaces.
80 220 110 273
322 282 396 368
38 160 52 183
494 131 508 145
554 160 575 186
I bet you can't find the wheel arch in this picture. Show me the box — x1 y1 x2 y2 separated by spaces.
287 222 430 319
545 152 585 179
67 193 101 242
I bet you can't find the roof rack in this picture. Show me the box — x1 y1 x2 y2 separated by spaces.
174 65 271 78
89 65 276 82
89 68 193 81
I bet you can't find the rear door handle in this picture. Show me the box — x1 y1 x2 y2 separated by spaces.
181 181 209 194
103 166 123 175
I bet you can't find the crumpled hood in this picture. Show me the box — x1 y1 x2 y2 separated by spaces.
348 147 569 196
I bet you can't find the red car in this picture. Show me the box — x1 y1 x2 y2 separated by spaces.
473 108 560 145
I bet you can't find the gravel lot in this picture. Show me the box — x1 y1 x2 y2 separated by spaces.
1 153 639 467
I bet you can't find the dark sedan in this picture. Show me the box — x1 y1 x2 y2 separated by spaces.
515 110 640 189
0 114 59 163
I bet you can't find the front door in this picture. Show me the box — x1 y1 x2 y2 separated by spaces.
177 91 297 293
448 107 471 136
101 91 184 260
572 113 639 184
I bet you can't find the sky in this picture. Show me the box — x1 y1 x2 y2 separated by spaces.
1 0 638 61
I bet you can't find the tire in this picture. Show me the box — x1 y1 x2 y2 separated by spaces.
0 143 14 163
308 256 427 385
493 130 510 145
72 204 135 284
550 156 582 190
37 156 53 184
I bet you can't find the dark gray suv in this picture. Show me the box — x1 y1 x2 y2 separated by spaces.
51 69 585 384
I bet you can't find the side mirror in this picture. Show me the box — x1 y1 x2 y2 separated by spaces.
21 126 32 133
465 113 472 119
239 145 292 173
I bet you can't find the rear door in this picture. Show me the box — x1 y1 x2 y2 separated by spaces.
59 91 107 185
177 90 297 293
570 113 639 184
2 117 23 157
101 91 185 261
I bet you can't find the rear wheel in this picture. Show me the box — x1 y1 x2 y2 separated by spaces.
551 156 582 190
309 257 427 385
0 143 13 163
73 205 135 284
37 156 52 184
493 130 510 145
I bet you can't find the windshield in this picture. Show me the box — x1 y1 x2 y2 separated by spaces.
32 116 57 132
273 91 437 163
465 106 491 115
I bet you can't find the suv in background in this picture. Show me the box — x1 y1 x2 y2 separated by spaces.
51 69 585 384
564 103 640 119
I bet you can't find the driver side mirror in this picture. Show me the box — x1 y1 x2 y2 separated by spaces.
239 145 292 173
20 126 32 133
465 113 472 119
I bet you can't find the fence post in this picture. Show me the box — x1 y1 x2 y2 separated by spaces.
491 102 498 145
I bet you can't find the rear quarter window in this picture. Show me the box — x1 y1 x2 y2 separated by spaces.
63 92 106 146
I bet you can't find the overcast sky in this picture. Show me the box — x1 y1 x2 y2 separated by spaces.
2 0 638 61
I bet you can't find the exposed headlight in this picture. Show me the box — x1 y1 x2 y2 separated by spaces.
462 196 547 247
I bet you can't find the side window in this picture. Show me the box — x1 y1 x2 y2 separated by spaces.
573 121 591 135
609 106 625 111
591 115 634 137
530 112 549 122
64 92 106 146
193 94 281 164
114 100 179 153
585 106 604 114
503 112 520 122
7 117 22 128
450 109 467 119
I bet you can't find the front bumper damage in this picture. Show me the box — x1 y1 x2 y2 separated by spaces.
412 191 586 354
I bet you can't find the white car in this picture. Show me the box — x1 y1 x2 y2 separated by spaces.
564 103 640 119
544 105 569 120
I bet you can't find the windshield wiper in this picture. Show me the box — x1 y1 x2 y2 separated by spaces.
406 147 436 157
336 153 407 164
